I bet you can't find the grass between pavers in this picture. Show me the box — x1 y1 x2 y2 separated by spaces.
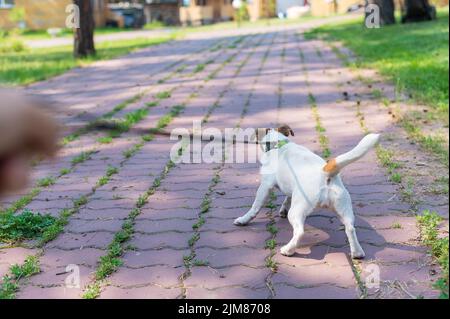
183 167 222 274
304 9 449 116
295 38 331 160
0 150 96 216
0 255 40 299
308 93 331 159
0 36 175 86
0 210 57 244
265 191 278 273
417 211 449 299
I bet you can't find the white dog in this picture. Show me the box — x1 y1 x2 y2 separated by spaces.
234 125 380 259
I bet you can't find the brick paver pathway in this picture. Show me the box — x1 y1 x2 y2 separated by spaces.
1 20 447 299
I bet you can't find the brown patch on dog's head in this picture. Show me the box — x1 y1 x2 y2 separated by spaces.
0 89 60 194
276 124 294 137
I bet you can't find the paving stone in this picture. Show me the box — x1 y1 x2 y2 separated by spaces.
272 263 356 288
109 266 184 287
100 286 181 299
186 266 268 289
40 248 104 268
186 287 270 299
196 230 269 248
18 286 84 299
66 219 124 233
46 232 114 250
195 247 267 268
130 232 190 250
273 284 359 299
123 249 188 268
135 219 195 233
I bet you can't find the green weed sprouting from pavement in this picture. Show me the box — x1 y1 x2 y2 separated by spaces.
154 105 185 131
265 191 278 273
194 63 206 73
37 177 56 188
375 146 403 184
59 168 71 176
71 150 95 165
107 108 149 138
0 188 40 215
402 117 449 167
155 90 171 99
417 211 449 299
97 136 113 144
103 93 145 119
0 210 57 244
308 93 331 159
192 259 209 267
146 101 159 108
183 167 222 271
96 166 119 187
0 256 40 299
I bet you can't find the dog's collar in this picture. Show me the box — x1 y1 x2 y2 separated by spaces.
276 140 290 149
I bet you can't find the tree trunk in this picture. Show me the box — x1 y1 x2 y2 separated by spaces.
74 0 96 58
401 0 437 23
365 0 396 25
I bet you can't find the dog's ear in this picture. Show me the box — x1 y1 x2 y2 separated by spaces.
276 124 294 137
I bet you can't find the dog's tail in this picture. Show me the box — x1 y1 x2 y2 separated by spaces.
323 133 380 177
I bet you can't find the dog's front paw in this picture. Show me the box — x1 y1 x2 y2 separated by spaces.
280 245 295 257
351 249 365 260
234 216 250 226
278 208 288 218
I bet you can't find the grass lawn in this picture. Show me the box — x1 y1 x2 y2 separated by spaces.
305 9 449 116
8 27 138 41
0 35 174 86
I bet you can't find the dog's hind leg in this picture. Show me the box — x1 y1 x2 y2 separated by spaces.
234 179 274 226
280 200 311 256
333 188 365 259
278 196 291 218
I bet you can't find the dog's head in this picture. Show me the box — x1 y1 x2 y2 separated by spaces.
253 124 294 152
0 89 60 194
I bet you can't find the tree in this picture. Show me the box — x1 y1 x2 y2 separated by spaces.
365 0 396 25
73 0 95 58
401 0 437 23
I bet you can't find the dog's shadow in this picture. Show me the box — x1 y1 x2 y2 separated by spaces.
274 208 421 263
